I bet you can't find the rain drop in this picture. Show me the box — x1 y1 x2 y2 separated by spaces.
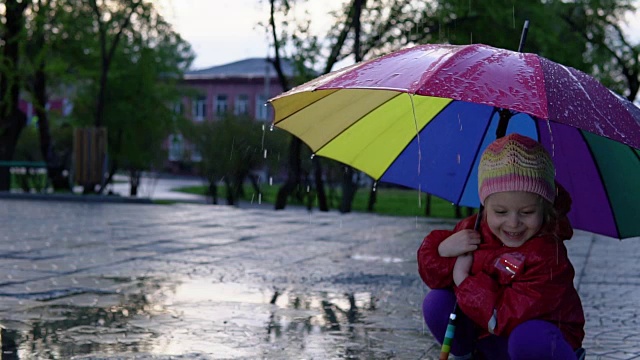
310 154 315 159
546 120 555 158
263 149 268 159
269 124 275 131
269 177 273 186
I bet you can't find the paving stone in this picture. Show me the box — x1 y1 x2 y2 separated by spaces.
0 198 638 359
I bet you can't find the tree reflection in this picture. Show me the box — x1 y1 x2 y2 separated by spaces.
264 290 380 358
1 328 18 360
0 276 168 358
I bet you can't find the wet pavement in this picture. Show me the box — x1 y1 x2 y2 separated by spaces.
0 196 638 359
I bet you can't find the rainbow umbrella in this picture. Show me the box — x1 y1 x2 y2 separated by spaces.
269 43 640 240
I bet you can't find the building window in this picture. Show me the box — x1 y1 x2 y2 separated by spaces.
192 95 206 121
168 134 184 161
190 146 202 162
216 94 228 116
234 94 249 115
255 94 269 121
173 101 183 115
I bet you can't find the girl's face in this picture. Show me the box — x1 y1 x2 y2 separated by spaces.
485 191 544 247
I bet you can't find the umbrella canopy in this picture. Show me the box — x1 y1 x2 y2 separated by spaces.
269 43 640 240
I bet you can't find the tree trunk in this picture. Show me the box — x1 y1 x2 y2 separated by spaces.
129 169 140 196
339 167 358 213
313 157 329 211
0 0 29 191
366 180 377 212
207 178 218 204
275 137 302 209
248 173 262 203
33 57 69 191
224 178 235 205
98 129 122 194
425 193 432 216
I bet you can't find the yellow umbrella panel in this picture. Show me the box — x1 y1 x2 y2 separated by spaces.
272 88 452 180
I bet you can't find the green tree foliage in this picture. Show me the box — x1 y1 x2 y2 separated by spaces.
55 0 194 194
559 0 639 100
190 115 289 205
2 0 194 194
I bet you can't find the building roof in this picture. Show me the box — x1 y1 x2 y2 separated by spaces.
184 58 297 80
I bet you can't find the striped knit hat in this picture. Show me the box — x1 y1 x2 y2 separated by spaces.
478 133 555 205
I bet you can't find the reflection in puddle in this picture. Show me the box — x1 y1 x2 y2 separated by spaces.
262 288 383 358
0 277 392 358
1 328 18 360
157 280 385 357
0 276 162 358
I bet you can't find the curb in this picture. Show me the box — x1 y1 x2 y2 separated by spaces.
0 191 154 204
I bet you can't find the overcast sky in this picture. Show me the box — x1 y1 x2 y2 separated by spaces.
156 0 640 71
156 0 345 70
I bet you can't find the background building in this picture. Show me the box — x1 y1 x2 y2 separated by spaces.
167 58 296 171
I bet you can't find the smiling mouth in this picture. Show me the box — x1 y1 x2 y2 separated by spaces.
504 231 524 238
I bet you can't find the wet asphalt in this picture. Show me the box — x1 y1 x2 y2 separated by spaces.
0 187 638 359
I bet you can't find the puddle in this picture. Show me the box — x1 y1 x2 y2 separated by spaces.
0 277 404 358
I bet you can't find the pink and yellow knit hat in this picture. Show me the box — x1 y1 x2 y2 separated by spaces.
478 133 555 205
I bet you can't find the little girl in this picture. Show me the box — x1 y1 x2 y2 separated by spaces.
417 133 585 359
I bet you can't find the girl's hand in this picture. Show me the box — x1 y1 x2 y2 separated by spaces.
438 230 481 257
453 253 473 286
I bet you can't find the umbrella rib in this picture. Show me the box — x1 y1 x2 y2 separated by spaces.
376 96 454 184
312 91 405 162
274 89 337 126
576 130 622 239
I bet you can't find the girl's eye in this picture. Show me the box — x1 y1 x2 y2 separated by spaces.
494 210 507 215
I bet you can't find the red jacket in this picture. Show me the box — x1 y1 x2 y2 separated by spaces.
417 187 585 349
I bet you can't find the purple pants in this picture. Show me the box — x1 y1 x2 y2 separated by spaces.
422 289 577 359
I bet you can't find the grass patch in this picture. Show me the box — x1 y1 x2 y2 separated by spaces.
176 184 476 219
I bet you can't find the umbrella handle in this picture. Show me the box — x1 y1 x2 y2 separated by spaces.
438 303 458 359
